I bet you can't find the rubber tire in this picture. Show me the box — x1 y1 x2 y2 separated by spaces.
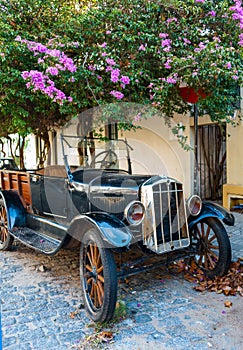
0 199 14 251
80 229 117 322
190 217 231 278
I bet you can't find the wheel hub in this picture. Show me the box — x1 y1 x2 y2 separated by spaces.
91 266 98 282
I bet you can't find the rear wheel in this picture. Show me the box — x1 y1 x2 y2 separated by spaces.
80 229 117 322
190 218 231 278
0 199 13 251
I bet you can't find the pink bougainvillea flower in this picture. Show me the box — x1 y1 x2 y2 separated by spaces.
111 68 120 83
110 90 124 99
161 39 172 47
159 33 169 38
46 67 59 76
134 113 141 122
207 11 216 17
138 44 146 51
120 75 130 85
106 58 116 66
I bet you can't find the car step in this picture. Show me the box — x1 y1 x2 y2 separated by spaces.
10 227 63 255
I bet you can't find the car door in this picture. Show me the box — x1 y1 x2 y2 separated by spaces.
40 176 68 218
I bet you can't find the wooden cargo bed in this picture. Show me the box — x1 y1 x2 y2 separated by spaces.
0 170 32 208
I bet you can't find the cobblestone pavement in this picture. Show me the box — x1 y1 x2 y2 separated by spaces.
0 213 242 350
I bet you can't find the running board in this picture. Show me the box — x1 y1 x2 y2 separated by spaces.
10 214 68 255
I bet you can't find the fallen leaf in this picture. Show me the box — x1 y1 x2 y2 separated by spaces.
98 331 113 343
224 301 233 308
69 311 76 319
36 265 47 272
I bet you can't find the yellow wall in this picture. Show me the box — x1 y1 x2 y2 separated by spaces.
123 113 193 197
227 120 243 185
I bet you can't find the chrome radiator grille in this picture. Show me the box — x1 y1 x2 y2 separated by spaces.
141 177 190 254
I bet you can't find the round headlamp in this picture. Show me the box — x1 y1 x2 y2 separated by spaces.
187 195 202 216
124 201 145 226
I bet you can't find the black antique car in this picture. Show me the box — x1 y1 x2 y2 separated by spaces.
0 134 234 322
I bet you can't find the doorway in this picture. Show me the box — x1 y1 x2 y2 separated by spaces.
197 124 226 200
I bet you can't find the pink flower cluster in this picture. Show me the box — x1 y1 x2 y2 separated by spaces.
91 50 131 100
21 70 72 104
162 73 178 85
21 70 73 104
161 39 172 52
230 0 243 45
110 90 124 99
16 37 76 104
15 36 77 73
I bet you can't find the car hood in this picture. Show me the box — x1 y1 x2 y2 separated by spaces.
88 173 153 194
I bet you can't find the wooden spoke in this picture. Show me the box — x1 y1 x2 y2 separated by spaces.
94 285 98 307
206 252 216 269
208 244 219 250
97 265 103 274
198 254 203 266
196 225 203 238
90 282 95 299
97 280 104 299
90 245 95 264
93 245 98 263
87 251 92 265
200 222 205 238
208 234 216 243
87 277 93 285
97 274 105 283
85 264 93 272
207 249 219 261
205 225 211 239
96 282 103 307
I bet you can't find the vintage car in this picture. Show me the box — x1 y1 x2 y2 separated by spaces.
0 134 234 322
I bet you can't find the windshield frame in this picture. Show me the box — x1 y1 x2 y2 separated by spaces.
60 134 132 177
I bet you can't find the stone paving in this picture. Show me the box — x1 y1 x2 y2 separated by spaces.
0 213 242 350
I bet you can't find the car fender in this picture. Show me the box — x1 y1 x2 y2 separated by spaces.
188 200 235 229
0 190 26 229
67 212 132 248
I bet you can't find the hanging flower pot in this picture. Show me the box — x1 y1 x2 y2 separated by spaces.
178 86 208 103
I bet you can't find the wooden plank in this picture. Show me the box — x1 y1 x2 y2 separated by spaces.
0 170 32 207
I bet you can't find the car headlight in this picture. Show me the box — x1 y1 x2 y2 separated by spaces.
124 201 145 225
187 195 202 216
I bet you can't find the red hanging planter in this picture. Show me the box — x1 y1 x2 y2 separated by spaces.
178 86 208 103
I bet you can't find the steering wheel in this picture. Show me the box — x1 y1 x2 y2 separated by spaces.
90 150 118 169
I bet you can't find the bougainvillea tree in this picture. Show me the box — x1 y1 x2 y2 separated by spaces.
70 0 243 122
1 0 243 164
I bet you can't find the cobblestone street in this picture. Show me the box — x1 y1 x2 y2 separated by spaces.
0 213 242 350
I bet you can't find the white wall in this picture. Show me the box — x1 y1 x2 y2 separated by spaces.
123 114 193 197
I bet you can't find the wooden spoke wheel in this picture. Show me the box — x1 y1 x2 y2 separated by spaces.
190 218 231 278
0 199 13 251
80 229 117 322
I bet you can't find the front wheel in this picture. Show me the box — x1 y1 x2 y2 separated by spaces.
80 229 117 322
0 199 13 251
190 218 231 278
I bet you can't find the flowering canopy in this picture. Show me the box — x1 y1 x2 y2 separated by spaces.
1 0 243 142
72 0 243 125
